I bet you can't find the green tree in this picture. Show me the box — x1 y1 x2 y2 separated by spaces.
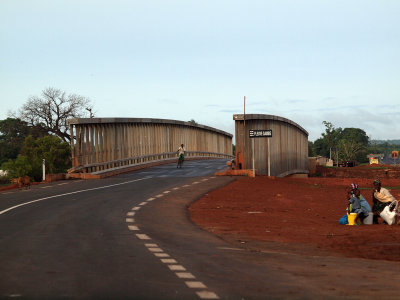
308 141 315 157
314 121 342 159
1 155 32 178
0 118 48 165
1 135 71 181
338 128 369 162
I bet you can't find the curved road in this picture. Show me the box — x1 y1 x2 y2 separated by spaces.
1 159 400 299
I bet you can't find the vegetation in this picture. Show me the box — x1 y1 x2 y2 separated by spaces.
16 87 93 142
310 121 400 164
0 118 48 165
0 87 89 181
1 135 71 182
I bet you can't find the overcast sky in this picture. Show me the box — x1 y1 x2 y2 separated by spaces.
1 0 399 142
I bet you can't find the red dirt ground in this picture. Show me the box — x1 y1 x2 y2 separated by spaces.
189 175 400 262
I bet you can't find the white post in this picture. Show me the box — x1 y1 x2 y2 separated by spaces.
267 138 271 176
42 159 46 181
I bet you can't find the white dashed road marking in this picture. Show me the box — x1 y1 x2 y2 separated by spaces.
161 258 177 264
168 265 186 271
176 272 195 279
125 176 220 299
196 291 220 299
154 253 170 257
185 281 207 289
136 234 151 240
148 247 163 252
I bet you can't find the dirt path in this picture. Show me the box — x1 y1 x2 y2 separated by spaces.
189 176 400 261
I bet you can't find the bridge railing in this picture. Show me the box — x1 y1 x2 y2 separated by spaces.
69 151 234 174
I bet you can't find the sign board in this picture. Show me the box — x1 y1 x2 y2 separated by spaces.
249 129 272 138
392 151 399 159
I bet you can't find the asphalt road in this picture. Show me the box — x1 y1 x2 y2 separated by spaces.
1 159 400 299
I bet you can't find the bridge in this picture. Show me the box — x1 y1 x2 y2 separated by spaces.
67 118 233 178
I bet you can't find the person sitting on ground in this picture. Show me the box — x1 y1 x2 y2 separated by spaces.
346 189 365 225
351 184 371 223
372 179 397 224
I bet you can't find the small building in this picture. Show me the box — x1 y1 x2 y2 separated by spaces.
233 114 308 177
367 153 384 165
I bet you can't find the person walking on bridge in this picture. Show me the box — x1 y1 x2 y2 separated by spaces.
177 144 185 168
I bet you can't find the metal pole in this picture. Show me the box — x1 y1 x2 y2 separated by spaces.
252 138 255 176
42 159 46 181
267 138 271 176
243 96 246 169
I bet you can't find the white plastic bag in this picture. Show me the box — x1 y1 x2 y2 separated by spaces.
380 200 398 225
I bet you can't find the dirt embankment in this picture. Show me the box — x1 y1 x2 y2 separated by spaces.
189 175 400 261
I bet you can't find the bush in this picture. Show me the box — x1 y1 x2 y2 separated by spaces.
1 135 71 181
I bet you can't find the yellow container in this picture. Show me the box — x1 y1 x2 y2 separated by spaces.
347 213 358 225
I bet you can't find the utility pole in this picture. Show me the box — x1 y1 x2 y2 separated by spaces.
243 96 246 169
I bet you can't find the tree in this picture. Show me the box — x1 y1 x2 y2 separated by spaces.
1 155 32 178
0 118 49 165
308 141 315 157
0 118 29 165
188 119 198 125
314 121 342 158
18 87 93 142
1 135 71 181
337 128 369 162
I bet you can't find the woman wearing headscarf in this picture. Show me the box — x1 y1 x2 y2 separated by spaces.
372 179 397 224
348 183 371 223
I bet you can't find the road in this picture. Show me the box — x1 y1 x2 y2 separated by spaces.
1 159 400 299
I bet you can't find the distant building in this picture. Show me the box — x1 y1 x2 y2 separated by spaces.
367 153 384 165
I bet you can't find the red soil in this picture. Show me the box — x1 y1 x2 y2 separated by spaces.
189 176 400 261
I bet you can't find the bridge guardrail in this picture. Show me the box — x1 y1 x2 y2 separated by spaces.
68 151 234 174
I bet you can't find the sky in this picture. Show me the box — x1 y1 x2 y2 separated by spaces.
1 0 399 142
